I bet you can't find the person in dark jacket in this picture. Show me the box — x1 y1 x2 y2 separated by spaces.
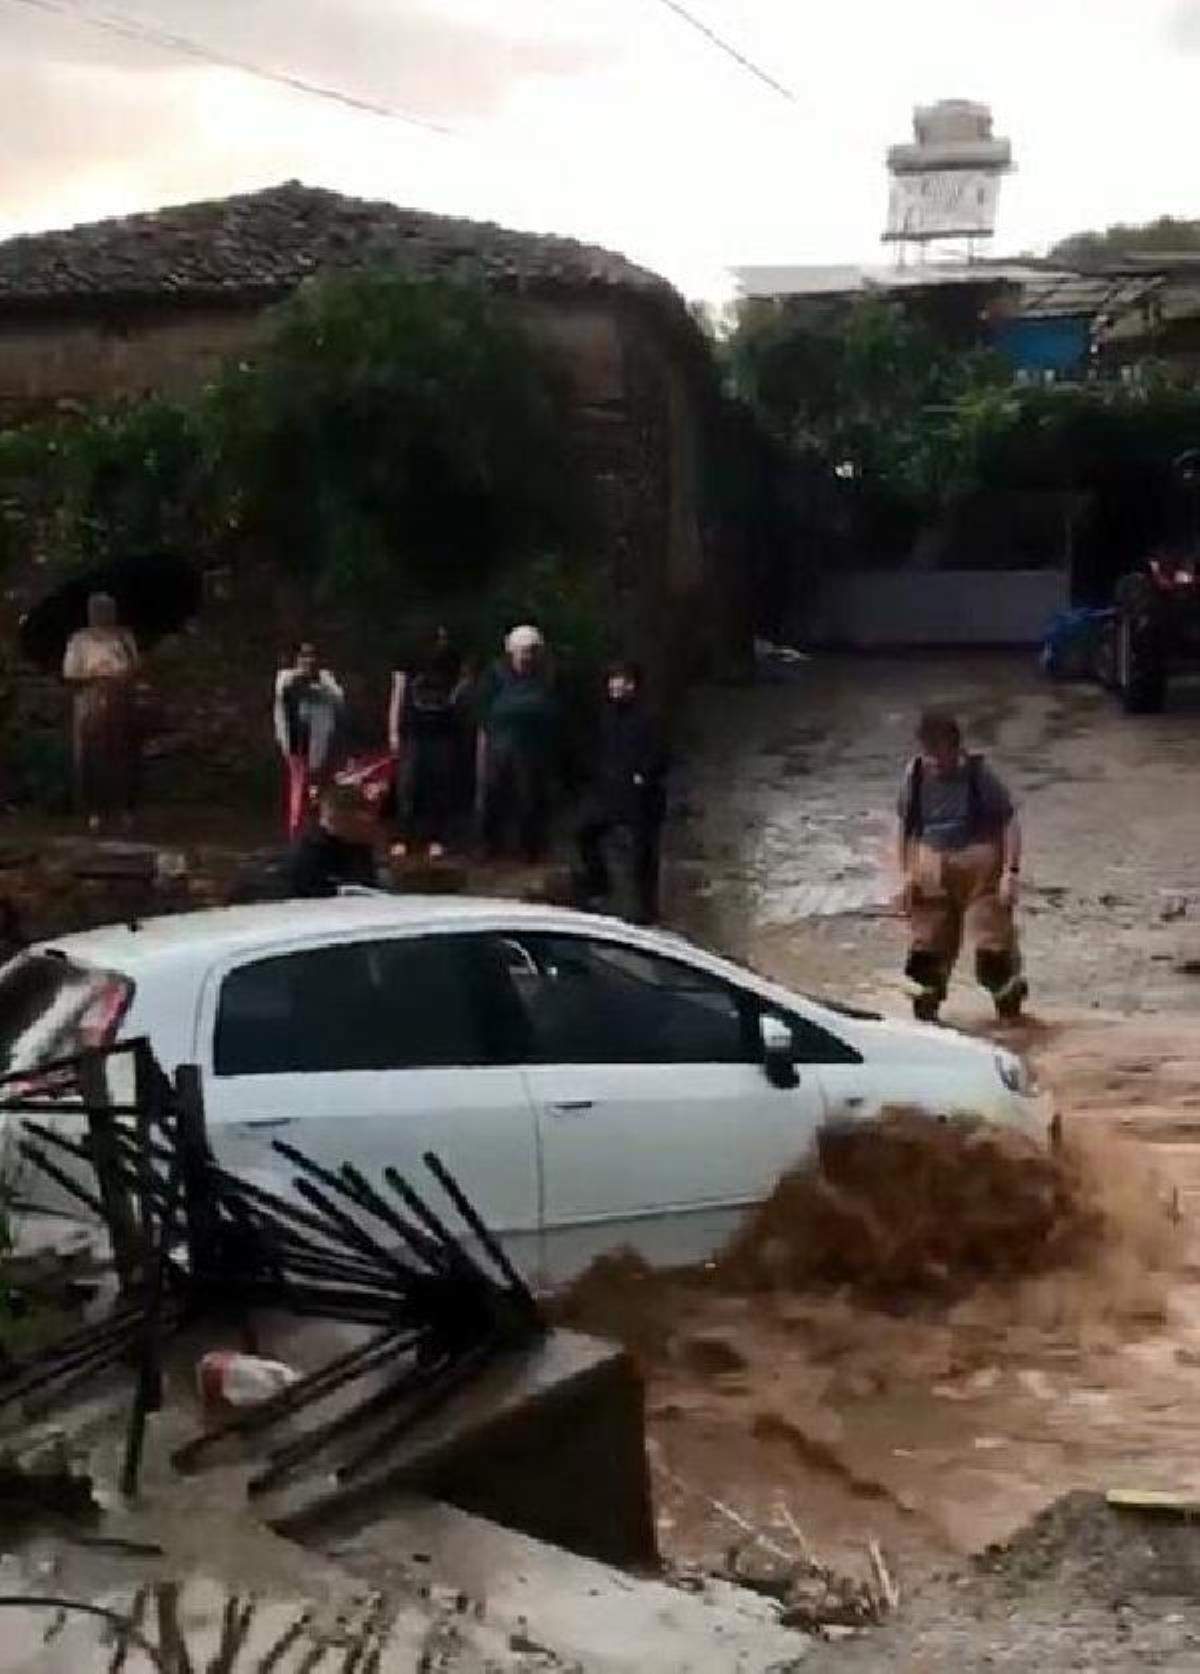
388 626 468 859
286 783 378 899
574 661 667 924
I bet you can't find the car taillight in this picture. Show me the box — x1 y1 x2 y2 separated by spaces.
0 1066 75 1104
76 979 130 1051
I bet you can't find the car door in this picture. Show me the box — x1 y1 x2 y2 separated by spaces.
195 931 542 1279
495 931 828 1282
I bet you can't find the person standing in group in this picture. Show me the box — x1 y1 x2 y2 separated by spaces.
274 643 344 840
285 782 379 898
62 592 141 832
575 660 668 925
475 624 558 863
897 707 1026 1025
388 625 467 860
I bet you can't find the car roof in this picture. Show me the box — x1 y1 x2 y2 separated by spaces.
32 894 663 974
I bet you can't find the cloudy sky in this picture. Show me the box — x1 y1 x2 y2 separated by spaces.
2 0 1200 298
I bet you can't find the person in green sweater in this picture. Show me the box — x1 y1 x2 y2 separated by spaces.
475 624 559 862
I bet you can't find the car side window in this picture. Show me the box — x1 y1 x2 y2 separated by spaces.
500 933 747 1065
756 1000 863 1066
214 935 517 1074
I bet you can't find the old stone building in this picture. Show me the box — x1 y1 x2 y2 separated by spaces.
0 181 744 687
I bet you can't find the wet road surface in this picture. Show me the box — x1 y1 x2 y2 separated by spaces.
674 651 1200 1019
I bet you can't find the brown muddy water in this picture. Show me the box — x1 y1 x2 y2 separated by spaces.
612 652 1200 1592
559 1022 1200 1590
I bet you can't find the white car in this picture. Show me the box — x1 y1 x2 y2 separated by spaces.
0 896 1044 1287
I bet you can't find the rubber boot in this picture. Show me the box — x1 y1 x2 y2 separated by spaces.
907 950 946 1024
912 991 942 1024
994 976 1028 1023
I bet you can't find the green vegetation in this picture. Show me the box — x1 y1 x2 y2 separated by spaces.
0 274 585 610
726 295 1200 571
1051 216 1200 265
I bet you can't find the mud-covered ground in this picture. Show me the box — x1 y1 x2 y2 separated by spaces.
673 651 1200 1017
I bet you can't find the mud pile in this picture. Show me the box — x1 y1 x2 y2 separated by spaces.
976 1491 1200 1602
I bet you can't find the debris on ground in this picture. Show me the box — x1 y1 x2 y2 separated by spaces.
197 1351 300 1410
0 1036 543 1505
825 1491 1200 1670
0 1422 95 1518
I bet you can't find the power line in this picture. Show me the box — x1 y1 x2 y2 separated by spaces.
4 0 455 135
650 0 797 103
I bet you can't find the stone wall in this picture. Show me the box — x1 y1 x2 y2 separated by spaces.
0 303 264 418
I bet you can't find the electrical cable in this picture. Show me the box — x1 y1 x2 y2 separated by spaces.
649 0 797 102
3 0 455 135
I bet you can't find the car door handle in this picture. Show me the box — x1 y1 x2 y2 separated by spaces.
549 1099 595 1115
241 1117 299 1130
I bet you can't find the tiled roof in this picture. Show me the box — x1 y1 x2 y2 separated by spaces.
0 181 676 309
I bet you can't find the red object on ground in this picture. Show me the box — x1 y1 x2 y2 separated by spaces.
335 750 398 810
197 1350 298 1408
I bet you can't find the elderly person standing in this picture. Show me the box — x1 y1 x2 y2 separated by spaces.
62 592 140 831
274 642 345 840
475 623 558 863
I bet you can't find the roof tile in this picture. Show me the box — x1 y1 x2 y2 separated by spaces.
0 181 676 309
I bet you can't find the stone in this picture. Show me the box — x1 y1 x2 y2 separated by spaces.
0 1423 96 1517
673 1333 748 1376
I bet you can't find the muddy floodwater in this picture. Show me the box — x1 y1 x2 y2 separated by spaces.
622 653 1200 1601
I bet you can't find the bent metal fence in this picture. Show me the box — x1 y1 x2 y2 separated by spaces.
0 1038 544 1497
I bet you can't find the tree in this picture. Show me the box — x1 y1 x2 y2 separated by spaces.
1051 216 1200 266
726 295 1010 555
211 272 583 601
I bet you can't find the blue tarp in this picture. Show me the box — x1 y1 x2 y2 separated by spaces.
1040 606 1113 679
993 316 1091 379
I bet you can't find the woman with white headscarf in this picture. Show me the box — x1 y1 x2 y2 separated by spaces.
62 592 141 830
475 623 558 862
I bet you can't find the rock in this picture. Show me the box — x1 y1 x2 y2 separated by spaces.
726 1545 793 1601
0 1423 95 1517
1161 896 1189 922
673 1333 748 1376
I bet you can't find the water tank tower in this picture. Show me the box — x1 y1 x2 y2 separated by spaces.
884 100 1013 260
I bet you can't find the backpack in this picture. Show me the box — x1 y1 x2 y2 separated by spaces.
903 753 984 842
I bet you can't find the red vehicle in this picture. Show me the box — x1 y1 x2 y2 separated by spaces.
1109 449 1200 714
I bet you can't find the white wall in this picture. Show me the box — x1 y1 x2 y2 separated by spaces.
804 569 1068 648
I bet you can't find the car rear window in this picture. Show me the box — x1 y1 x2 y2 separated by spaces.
0 952 134 1078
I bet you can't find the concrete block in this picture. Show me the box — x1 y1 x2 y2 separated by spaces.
329 1497 809 1672
263 1330 657 1569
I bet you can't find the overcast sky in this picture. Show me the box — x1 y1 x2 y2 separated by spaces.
2 0 1200 299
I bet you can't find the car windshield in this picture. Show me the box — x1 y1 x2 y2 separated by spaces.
0 952 133 1080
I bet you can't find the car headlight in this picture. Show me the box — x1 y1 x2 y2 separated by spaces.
994 1050 1033 1096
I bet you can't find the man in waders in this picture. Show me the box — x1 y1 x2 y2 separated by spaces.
897 708 1025 1024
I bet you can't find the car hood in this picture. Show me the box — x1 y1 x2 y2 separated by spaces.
841 1013 1011 1069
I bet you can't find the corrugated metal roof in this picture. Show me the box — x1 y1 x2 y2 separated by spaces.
731 262 1162 322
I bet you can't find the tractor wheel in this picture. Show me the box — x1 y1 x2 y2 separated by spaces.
1116 606 1167 714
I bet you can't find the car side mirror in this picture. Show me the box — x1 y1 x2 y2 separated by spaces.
759 1014 799 1089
